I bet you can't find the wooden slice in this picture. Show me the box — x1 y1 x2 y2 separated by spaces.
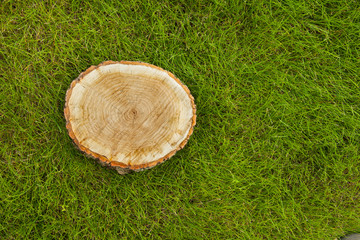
64 61 196 174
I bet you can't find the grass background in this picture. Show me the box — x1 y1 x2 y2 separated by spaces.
1 0 359 239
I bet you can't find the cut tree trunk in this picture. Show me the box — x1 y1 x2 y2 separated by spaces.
64 61 196 174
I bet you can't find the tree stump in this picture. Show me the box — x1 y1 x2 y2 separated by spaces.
64 61 196 174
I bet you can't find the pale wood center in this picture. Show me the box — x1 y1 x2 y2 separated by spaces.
67 63 194 167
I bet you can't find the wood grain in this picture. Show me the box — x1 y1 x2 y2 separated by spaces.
64 61 196 174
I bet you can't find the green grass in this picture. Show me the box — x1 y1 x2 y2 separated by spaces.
1 0 359 239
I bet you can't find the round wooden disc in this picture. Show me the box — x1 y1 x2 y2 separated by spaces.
64 61 196 174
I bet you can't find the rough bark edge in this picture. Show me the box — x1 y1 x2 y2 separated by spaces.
64 60 197 174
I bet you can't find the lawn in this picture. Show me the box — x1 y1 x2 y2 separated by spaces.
1 0 359 239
